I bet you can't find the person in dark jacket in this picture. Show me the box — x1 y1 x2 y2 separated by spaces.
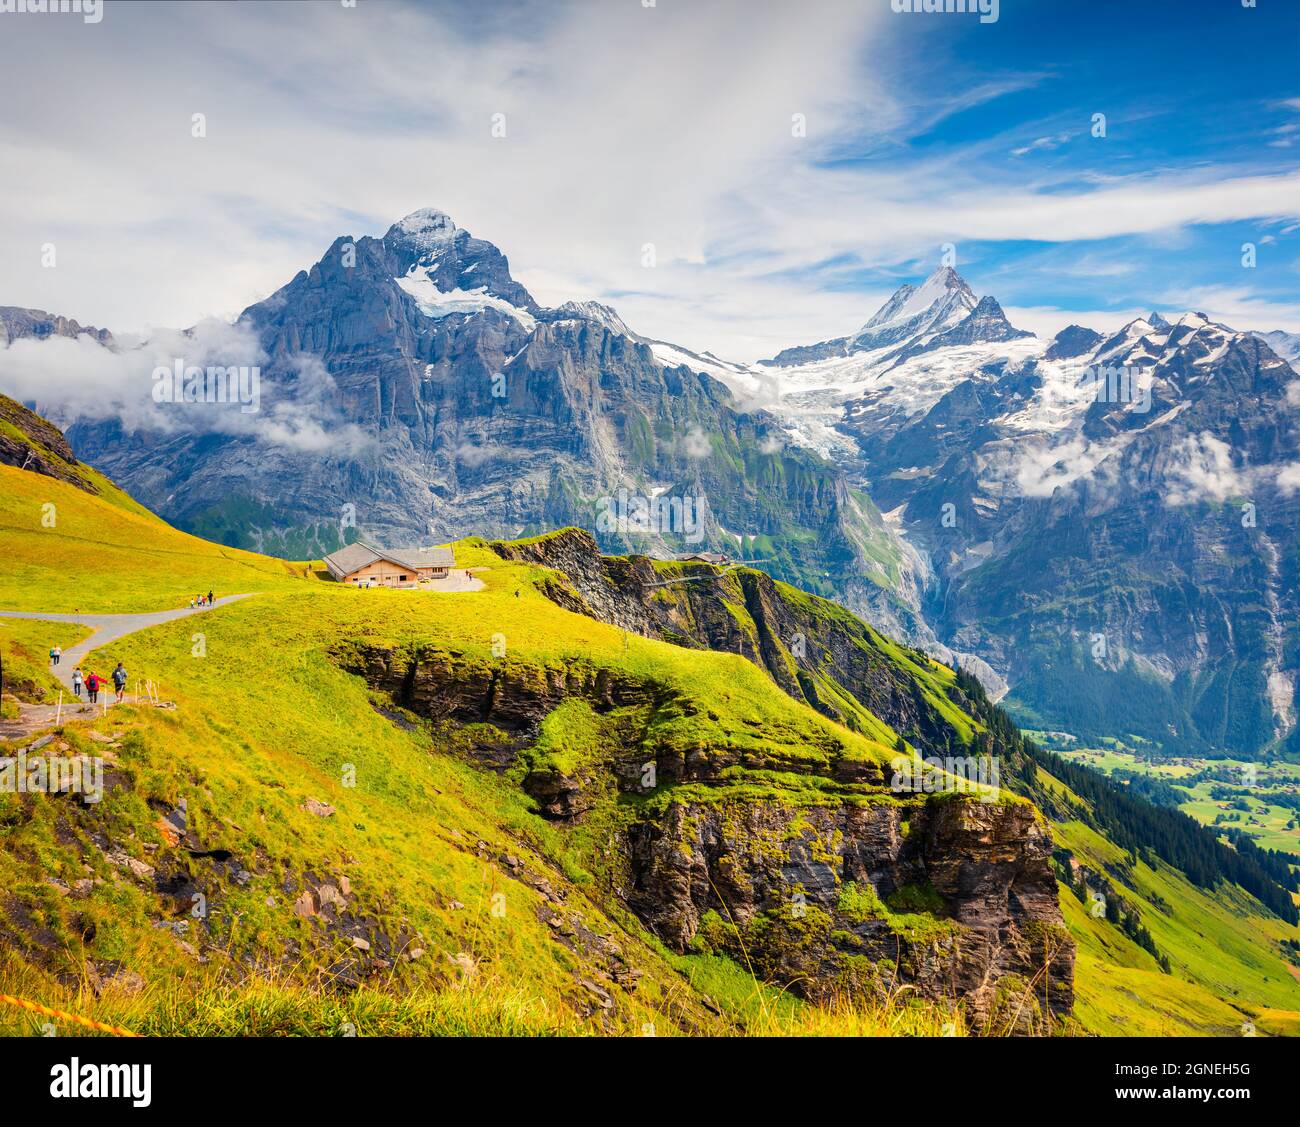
111 662 128 703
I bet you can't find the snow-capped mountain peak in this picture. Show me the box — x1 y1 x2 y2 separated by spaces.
549 300 637 339
763 265 982 368
1251 328 1300 366
382 206 538 314
386 208 460 253
699 269 1036 459
854 265 977 343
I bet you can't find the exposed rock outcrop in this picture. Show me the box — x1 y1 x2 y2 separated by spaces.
492 528 979 755
628 793 1072 1029
338 624 1074 1030
0 393 95 493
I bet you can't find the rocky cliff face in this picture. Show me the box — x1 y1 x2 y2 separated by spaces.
888 295 1033 366
48 210 887 610
627 792 1070 1028
491 527 979 755
0 306 112 348
339 637 1073 1029
0 393 97 494
333 536 1075 1029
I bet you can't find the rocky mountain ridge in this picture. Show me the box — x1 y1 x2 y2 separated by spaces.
9 211 907 624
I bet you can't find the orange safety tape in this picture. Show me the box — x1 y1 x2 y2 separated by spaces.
0 993 139 1037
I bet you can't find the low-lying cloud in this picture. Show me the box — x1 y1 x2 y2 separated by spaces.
0 322 373 455
1163 432 1249 506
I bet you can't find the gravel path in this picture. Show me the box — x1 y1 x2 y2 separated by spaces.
0 594 255 692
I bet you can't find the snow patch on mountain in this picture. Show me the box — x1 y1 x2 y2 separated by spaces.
1252 328 1300 366
552 301 636 338
396 265 537 330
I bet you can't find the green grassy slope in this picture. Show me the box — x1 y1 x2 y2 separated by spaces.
498 528 1300 1035
0 462 971 1036
0 457 312 612
1031 764 1300 1035
0 617 90 710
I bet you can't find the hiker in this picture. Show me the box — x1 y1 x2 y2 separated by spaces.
189 596 196 609
72 667 84 698
85 671 100 704
112 662 128 703
207 589 214 605
50 644 61 667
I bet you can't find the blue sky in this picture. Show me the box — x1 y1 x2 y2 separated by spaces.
0 0 1296 360
817 0 1300 334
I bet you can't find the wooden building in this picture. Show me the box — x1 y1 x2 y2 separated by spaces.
322 542 454 587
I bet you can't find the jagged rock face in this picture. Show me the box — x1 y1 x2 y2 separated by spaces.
846 315 1300 755
0 393 94 493
338 640 656 735
1045 324 1103 360
0 306 112 348
492 528 977 755
336 626 1073 1029
764 266 979 367
888 295 1033 366
381 208 538 311
627 795 1072 1028
1252 328 1300 367
52 211 882 601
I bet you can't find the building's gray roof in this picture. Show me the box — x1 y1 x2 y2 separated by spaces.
385 545 455 569
323 542 454 578
322 542 382 577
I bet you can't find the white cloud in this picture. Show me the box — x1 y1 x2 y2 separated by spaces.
1011 132 1072 157
1278 462 1300 494
1163 432 1249 506
0 0 892 362
1013 436 1116 499
0 323 371 455
678 426 713 460
455 442 520 468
